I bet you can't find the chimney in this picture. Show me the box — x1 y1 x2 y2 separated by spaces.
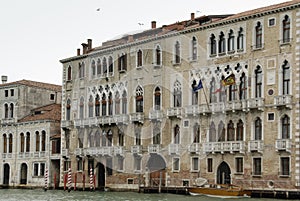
81 43 88 54
87 39 92 50
151 21 156 29
1 75 7 84
77 48 81 56
191 13 195 20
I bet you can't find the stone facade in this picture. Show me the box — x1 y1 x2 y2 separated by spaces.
0 79 62 188
60 0 300 191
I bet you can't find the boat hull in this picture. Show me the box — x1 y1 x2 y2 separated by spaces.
188 186 251 198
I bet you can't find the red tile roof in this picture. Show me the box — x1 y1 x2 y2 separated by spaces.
18 103 61 122
0 79 61 92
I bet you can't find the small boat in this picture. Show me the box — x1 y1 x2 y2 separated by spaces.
188 184 252 198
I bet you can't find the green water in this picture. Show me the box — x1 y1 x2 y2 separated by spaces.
0 189 295 201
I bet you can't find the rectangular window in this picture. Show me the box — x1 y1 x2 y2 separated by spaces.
268 18 275 27
268 113 275 121
77 158 83 171
40 163 45 176
10 89 14 96
106 158 113 176
5 90 8 97
34 163 39 176
118 157 124 171
134 157 141 171
207 158 213 172
173 157 180 172
280 157 290 176
253 158 262 176
50 94 55 101
64 160 71 172
235 157 243 173
191 157 199 171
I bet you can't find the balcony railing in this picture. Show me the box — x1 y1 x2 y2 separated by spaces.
131 145 142 155
167 107 183 118
226 100 243 112
274 95 292 109
185 105 200 116
74 148 83 156
148 144 161 153
169 144 180 155
1 118 16 125
210 103 225 114
33 151 47 158
203 141 245 154
98 116 115 125
102 146 114 156
61 120 73 128
249 140 264 152
114 146 125 156
275 139 291 152
247 98 264 110
130 113 144 123
61 149 69 157
188 143 201 153
114 114 129 124
149 110 163 121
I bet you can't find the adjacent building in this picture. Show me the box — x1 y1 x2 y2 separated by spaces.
0 78 62 188
60 0 300 192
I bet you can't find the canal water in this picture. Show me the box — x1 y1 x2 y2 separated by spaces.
0 189 296 201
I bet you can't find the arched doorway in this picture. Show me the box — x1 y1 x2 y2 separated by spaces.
146 154 166 186
3 164 10 185
217 161 231 184
20 163 28 184
97 162 105 190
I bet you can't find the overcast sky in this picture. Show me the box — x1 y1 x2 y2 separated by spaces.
0 0 288 85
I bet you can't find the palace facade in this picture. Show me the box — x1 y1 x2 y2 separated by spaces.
60 0 300 191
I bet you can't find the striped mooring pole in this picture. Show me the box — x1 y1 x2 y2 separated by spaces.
44 168 48 191
68 168 72 192
89 168 94 191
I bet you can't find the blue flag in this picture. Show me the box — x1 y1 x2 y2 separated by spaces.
193 79 203 92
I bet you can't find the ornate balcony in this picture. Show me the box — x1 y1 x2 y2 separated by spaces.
274 95 292 109
226 100 243 112
248 140 264 152
149 110 163 121
74 148 83 156
185 105 200 116
188 143 201 154
114 114 129 124
169 144 180 155
203 141 245 154
33 151 47 158
74 119 84 127
247 98 264 111
61 120 73 129
102 147 114 156
167 107 183 118
114 146 125 156
61 148 69 158
275 139 291 152
1 118 16 125
148 144 161 154
130 113 144 123
98 116 115 125
210 103 225 114
131 145 142 155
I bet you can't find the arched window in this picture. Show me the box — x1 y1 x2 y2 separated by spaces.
102 130 107 147
101 93 107 116
95 131 100 147
118 128 124 146
153 122 161 144
102 57 107 76
4 103 8 118
108 92 113 115
115 91 120 115
8 134 12 153
79 97 84 119
210 34 216 55
229 82 237 101
191 80 198 105
193 123 200 143
174 41 181 64
155 45 161 66
135 125 141 145
41 131 46 151
227 121 235 141
107 130 113 146
282 15 290 43
210 78 217 103
97 58 101 76
108 56 113 75
95 95 100 117
137 49 143 67
89 132 95 147
227 29 234 52
67 66 72 81
218 121 225 142
154 87 161 110
173 80 182 107
122 91 127 114
237 28 244 50
26 132 30 152
3 134 7 153
66 99 71 120
88 95 93 117
191 36 197 60
136 86 144 113
20 133 25 153
118 53 127 71
236 119 244 141
255 22 262 48
282 60 290 95
281 115 290 139
91 60 96 77
209 122 216 142
9 103 14 118
174 124 180 144
255 66 263 98
79 62 85 78
35 131 40 152
239 72 247 100
254 117 262 140
218 32 225 54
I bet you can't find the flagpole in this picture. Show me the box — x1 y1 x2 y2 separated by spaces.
201 79 210 111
